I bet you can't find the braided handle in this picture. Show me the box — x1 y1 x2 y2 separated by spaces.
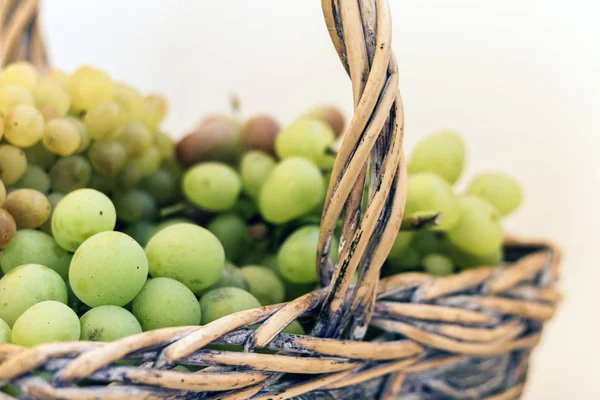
0 0 48 69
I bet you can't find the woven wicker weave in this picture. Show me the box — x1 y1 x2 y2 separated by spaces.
0 1 561 399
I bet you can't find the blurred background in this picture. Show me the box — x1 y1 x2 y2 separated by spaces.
41 0 598 398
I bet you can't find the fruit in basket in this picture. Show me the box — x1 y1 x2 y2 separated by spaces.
0 144 27 185
183 162 242 211
201 263 249 293
422 253 454 276
15 165 51 193
200 287 262 324
3 104 44 147
404 173 460 230
301 105 346 138
0 209 17 249
466 172 523 216
113 189 157 223
11 301 80 347
241 266 285 305
275 119 336 167
0 318 10 344
0 62 38 91
3 189 51 229
119 121 153 157
42 118 81 156
67 66 115 115
207 214 248 262
89 140 127 176
241 115 280 155
80 305 142 341
176 117 242 166
23 142 56 170
49 155 92 193
34 77 71 116
408 130 465 184
240 151 276 199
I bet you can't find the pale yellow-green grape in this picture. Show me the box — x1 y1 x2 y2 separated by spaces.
141 168 179 206
404 173 461 230
387 231 414 261
15 165 51 193
80 306 142 341
200 287 261 324
447 196 503 256
440 237 503 270
47 69 69 86
132 278 201 331
408 130 466 184
259 158 324 223
423 253 454 276
113 189 157 223
49 155 92 193
145 223 225 294
465 172 523 217
0 264 68 327
23 142 56 170
89 141 127 176
65 116 91 153
129 146 161 177
3 189 50 229
241 266 285 305
11 301 80 347
67 66 115 114
240 151 276 199
42 118 81 156
84 101 127 140
0 62 38 91
0 318 10 343
114 83 143 122
154 131 175 158
144 218 192 244
139 94 168 132
119 121 153 157
207 214 248 262
40 192 63 235
0 144 27 185
34 77 71 116
0 84 34 115
52 188 117 251
183 162 242 211
70 231 148 307
275 119 335 167
3 104 44 147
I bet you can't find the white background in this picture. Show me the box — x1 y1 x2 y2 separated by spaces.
41 1 599 398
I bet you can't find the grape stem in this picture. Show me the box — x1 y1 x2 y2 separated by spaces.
401 211 442 230
159 202 188 218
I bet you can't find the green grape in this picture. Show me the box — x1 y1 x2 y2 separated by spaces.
49 155 92 193
42 118 81 156
89 140 127 176
11 301 80 347
114 83 143 122
275 119 335 167
3 104 44 147
40 192 63 235
139 94 168 132
447 196 503 256
115 163 143 190
207 214 248 262
80 305 142 341
89 172 115 194
200 263 249 295
132 277 201 331
0 62 38 90
123 221 155 247
301 105 346 138
465 172 523 217
119 121 153 157
387 247 421 274
0 317 10 343
423 253 455 276
3 189 50 229
259 158 324 223
114 189 157 223
200 287 261 324
405 173 461 230
0 144 27 185
145 218 192 243
0 84 35 115
0 230 71 280
140 168 178 205
241 266 285 305
277 226 338 284
70 231 148 307
129 146 161 177
407 130 465 184
34 77 71 116
145 223 225 294
0 264 68 327
441 237 503 270
0 209 17 249
155 131 175 158
240 151 276 199
15 165 51 193
23 142 56 170
65 116 91 153
52 188 117 251
387 231 414 261
67 66 115 114
412 231 442 256
183 162 242 211
84 101 126 140
162 157 183 181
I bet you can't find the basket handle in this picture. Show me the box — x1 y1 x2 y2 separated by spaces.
0 0 48 69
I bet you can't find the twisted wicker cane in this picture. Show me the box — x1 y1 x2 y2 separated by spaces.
0 1 561 399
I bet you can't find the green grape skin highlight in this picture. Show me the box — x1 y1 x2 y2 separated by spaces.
275 119 335 167
42 118 81 156
423 253 455 276
200 287 261 325
0 62 38 91
0 144 28 185
241 266 285 305
0 318 10 343
207 214 248 263
89 140 127 176
113 189 157 223
49 155 92 193
15 165 51 193
80 305 142 342
404 173 461 230
132 277 201 331
67 66 115 115
11 301 80 347
52 188 117 251
0 85 34 116
465 172 523 217
407 130 466 184
69 231 148 307
240 151 276 199
34 77 71 116
183 162 242 211
3 104 44 148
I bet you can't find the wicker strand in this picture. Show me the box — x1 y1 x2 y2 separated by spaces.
0 0 48 69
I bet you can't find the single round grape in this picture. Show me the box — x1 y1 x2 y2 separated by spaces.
200 287 261 324
15 165 51 193
84 101 126 140
141 168 178 206
70 231 148 307
176 117 242 166
40 192 63 235
155 131 175 158
65 116 91 153
207 214 248 262
0 62 38 91
0 264 68 327
114 189 157 223
0 209 17 249
447 196 504 256
465 172 523 217
11 301 80 347
129 146 161 177
183 162 242 211
80 305 142 341
240 151 276 199
139 94 168 132
259 158 324 224
67 66 115 114
49 155 92 193
145 223 225 294
132 277 201 331
3 189 50 229
34 77 71 116
441 239 503 270
275 119 335 167
0 230 71 280
0 318 10 343
387 231 414 261
123 221 155 247
387 247 421 274
114 83 143 122
144 218 192 243
0 144 27 185
423 253 455 276
301 106 346 138
23 142 56 170
0 179 5 205
42 118 81 156
241 115 280 155
119 121 153 157
89 140 127 176
408 130 466 184
0 84 34 115
52 188 117 251
405 173 461 230
241 266 285 305
3 104 44 147
115 163 143 190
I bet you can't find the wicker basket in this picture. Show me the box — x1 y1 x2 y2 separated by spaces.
0 1 561 399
